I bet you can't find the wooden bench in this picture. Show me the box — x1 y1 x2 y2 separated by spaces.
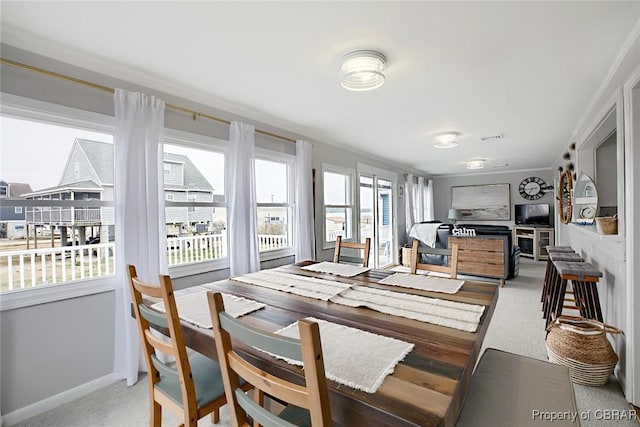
457 348 579 426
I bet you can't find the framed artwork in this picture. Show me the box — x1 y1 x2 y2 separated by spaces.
451 183 510 220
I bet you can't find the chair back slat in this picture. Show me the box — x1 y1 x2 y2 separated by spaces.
234 388 298 427
208 292 332 427
144 329 176 356
333 235 371 267
138 303 169 329
228 352 309 408
219 312 302 360
151 354 180 381
410 240 459 278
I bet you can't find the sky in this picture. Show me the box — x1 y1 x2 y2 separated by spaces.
1 115 287 201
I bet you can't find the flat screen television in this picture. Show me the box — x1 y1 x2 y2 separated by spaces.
515 203 550 226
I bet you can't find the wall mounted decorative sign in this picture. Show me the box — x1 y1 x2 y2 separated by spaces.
451 183 510 220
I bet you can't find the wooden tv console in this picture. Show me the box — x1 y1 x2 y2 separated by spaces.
448 235 508 286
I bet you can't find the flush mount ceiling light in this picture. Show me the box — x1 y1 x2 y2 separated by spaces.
466 159 485 170
434 132 461 149
340 50 386 91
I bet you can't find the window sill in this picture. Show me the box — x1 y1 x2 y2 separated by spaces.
0 277 116 312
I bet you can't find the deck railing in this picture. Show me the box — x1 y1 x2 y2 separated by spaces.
1 233 289 292
0 242 115 292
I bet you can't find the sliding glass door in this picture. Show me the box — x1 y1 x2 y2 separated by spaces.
359 165 396 268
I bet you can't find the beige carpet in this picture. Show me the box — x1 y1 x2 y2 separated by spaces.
13 259 638 427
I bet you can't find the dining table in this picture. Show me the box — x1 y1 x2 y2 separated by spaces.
162 261 499 427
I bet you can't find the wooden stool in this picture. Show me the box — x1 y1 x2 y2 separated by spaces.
542 252 583 315
541 247 577 304
545 246 574 253
546 261 603 330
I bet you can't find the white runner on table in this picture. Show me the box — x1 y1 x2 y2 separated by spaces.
300 261 370 277
151 290 265 329
331 286 485 332
274 317 414 394
378 272 465 294
232 270 352 301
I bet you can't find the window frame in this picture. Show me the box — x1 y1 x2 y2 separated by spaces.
254 148 295 261
163 128 230 277
0 93 116 311
322 164 356 250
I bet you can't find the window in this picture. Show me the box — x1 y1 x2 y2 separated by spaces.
323 165 355 245
164 163 171 175
0 186 7 197
164 130 228 273
255 153 294 255
0 95 115 306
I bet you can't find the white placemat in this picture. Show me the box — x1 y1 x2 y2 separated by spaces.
389 265 428 275
232 270 352 301
330 286 485 332
274 317 414 394
151 290 265 329
378 272 464 294
300 261 370 277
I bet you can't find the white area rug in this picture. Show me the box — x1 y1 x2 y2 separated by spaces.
151 290 265 329
378 272 464 294
300 261 370 277
331 286 485 332
274 317 414 393
232 270 352 301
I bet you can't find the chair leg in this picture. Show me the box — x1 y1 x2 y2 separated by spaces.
211 408 220 424
150 399 161 427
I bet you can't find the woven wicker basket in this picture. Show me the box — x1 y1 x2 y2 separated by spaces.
546 316 622 386
595 217 618 235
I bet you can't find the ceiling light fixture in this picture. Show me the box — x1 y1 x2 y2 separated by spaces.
434 132 460 149
340 50 386 91
466 159 485 170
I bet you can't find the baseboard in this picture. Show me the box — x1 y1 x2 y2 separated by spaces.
3 373 116 426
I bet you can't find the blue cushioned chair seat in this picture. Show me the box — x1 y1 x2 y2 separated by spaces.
155 351 226 408
279 404 312 427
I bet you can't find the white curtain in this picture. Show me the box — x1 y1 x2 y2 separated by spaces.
227 122 260 276
404 173 415 238
294 140 315 262
416 177 426 223
425 179 435 221
113 89 167 386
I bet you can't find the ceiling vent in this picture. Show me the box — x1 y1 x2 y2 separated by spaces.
480 133 504 142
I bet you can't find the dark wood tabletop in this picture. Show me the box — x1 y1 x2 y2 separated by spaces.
174 261 499 427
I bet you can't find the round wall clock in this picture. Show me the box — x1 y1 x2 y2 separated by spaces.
519 176 551 200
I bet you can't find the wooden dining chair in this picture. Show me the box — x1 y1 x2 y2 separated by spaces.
333 235 371 267
207 292 333 427
127 264 239 427
410 240 459 278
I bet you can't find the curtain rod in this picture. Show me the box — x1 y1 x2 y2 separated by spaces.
0 57 297 144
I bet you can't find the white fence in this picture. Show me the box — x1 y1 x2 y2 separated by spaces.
0 233 289 292
0 242 115 292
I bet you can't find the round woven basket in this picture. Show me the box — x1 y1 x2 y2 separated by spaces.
546 316 623 386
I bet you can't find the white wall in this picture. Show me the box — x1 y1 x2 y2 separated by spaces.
555 29 640 404
433 169 556 227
